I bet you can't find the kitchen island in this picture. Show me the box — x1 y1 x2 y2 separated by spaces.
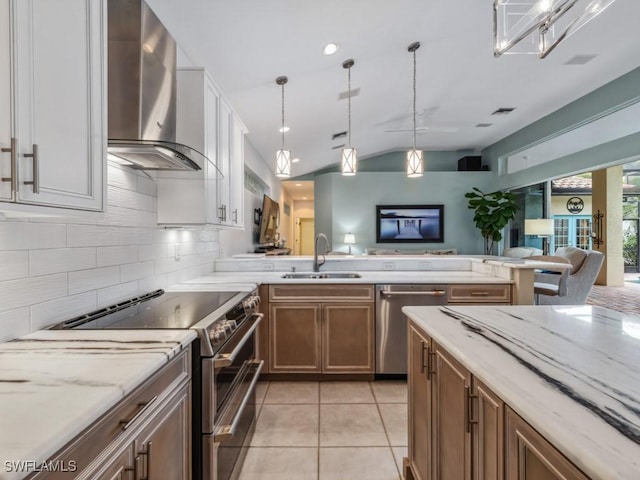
403 304 640 480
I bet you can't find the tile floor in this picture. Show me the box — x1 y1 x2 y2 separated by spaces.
238 381 408 480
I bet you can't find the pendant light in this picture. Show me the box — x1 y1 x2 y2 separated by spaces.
406 42 424 178
275 76 291 178
341 59 357 176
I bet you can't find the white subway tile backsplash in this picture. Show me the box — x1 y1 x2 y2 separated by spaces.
0 273 68 312
119 189 155 212
121 227 154 246
0 251 29 281
97 281 140 307
30 248 96 276
139 273 168 293
68 266 120 295
107 164 138 191
30 292 97 331
138 243 167 262
0 307 30 342
97 206 139 227
121 261 154 283
138 211 158 228
67 225 123 247
97 245 139 267
137 175 156 196
0 222 67 250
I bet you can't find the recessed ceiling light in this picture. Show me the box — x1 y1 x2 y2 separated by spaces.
322 43 339 56
302 197 308 200
279 126 290 133
295 183 302 187
292 158 300 163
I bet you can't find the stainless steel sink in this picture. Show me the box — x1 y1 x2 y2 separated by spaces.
281 272 361 279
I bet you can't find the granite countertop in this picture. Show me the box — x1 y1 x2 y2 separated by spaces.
402 305 640 480
0 330 196 480
176 270 514 286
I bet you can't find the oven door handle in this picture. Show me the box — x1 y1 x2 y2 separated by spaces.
213 313 263 368
214 359 264 442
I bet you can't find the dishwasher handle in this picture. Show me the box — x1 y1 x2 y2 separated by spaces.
380 290 446 297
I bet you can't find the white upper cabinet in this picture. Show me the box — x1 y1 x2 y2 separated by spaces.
2 0 105 211
157 67 246 228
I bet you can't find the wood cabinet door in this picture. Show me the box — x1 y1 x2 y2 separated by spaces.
322 303 374 373
136 383 191 480
505 407 588 480
90 444 135 480
472 378 504 480
13 0 104 210
269 303 322 372
432 341 472 480
408 326 432 480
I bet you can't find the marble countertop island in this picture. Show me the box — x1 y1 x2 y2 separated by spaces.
402 304 640 480
0 330 196 480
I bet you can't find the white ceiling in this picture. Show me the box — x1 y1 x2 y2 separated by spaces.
150 0 640 177
281 180 315 201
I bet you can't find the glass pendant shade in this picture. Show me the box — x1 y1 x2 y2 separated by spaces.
341 147 357 176
275 149 291 178
406 149 424 177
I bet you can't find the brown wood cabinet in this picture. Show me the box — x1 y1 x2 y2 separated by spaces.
31 348 192 480
473 378 504 480
407 322 591 480
505 407 588 480
447 284 511 304
264 284 375 375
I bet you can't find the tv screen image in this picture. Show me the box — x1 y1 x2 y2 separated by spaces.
258 194 280 245
376 205 444 243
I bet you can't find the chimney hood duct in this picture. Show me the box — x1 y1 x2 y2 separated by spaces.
107 0 202 171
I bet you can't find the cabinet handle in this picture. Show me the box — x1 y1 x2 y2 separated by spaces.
1 137 16 193
427 350 437 380
223 204 227 222
119 396 158 431
22 144 39 194
465 385 478 433
124 460 136 480
233 208 238 223
420 341 428 374
470 291 490 296
139 441 152 480
218 205 224 221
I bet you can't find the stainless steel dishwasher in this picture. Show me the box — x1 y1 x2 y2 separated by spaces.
376 284 447 375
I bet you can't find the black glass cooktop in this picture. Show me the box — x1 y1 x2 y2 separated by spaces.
49 290 241 330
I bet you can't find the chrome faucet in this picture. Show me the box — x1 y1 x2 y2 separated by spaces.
313 233 330 272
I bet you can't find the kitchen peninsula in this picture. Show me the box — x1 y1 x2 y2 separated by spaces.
403 304 640 480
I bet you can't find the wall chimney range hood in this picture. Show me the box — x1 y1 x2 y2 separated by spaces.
107 0 202 171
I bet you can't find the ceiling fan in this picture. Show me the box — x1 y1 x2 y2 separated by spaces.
382 107 459 134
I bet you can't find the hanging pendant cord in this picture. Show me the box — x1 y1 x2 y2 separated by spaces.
412 47 417 151
281 83 285 149
347 65 352 147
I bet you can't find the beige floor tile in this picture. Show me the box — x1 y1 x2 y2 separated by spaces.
319 447 400 480
255 381 269 405
371 381 408 404
378 403 408 446
263 381 319 404
320 404 388 447
238 447 318 480
320 381 375 404
391 446 408 476
251 404 319 447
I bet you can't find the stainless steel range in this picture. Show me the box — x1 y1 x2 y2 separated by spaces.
50 288 263 480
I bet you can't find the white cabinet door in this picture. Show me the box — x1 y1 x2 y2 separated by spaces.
229 113 245 227
204 77 221 225
13 0 104 210
0 0 13 201
218 98 232 225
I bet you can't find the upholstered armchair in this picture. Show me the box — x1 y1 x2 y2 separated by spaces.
533 247 605 305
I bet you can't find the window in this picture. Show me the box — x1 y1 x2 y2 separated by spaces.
551 216 591 252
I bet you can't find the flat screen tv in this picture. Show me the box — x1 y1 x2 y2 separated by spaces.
258 194 280 245
376 205 444 243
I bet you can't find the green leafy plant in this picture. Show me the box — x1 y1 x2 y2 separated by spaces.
465 187 519 255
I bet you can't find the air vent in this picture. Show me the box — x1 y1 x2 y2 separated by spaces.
564 54 598 65
475 123 493 128
332 131 347 140
331 144 346 150
338 88 360 100
491 107 515 115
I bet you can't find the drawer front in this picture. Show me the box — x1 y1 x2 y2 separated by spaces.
30 348 192 479
447 284 511 303
269 284 374 302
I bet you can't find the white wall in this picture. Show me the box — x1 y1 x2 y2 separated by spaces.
0 163 220 341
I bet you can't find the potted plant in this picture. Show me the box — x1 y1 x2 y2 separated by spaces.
465 187 519 255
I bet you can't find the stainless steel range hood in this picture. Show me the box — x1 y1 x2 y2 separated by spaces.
107 0 202 171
